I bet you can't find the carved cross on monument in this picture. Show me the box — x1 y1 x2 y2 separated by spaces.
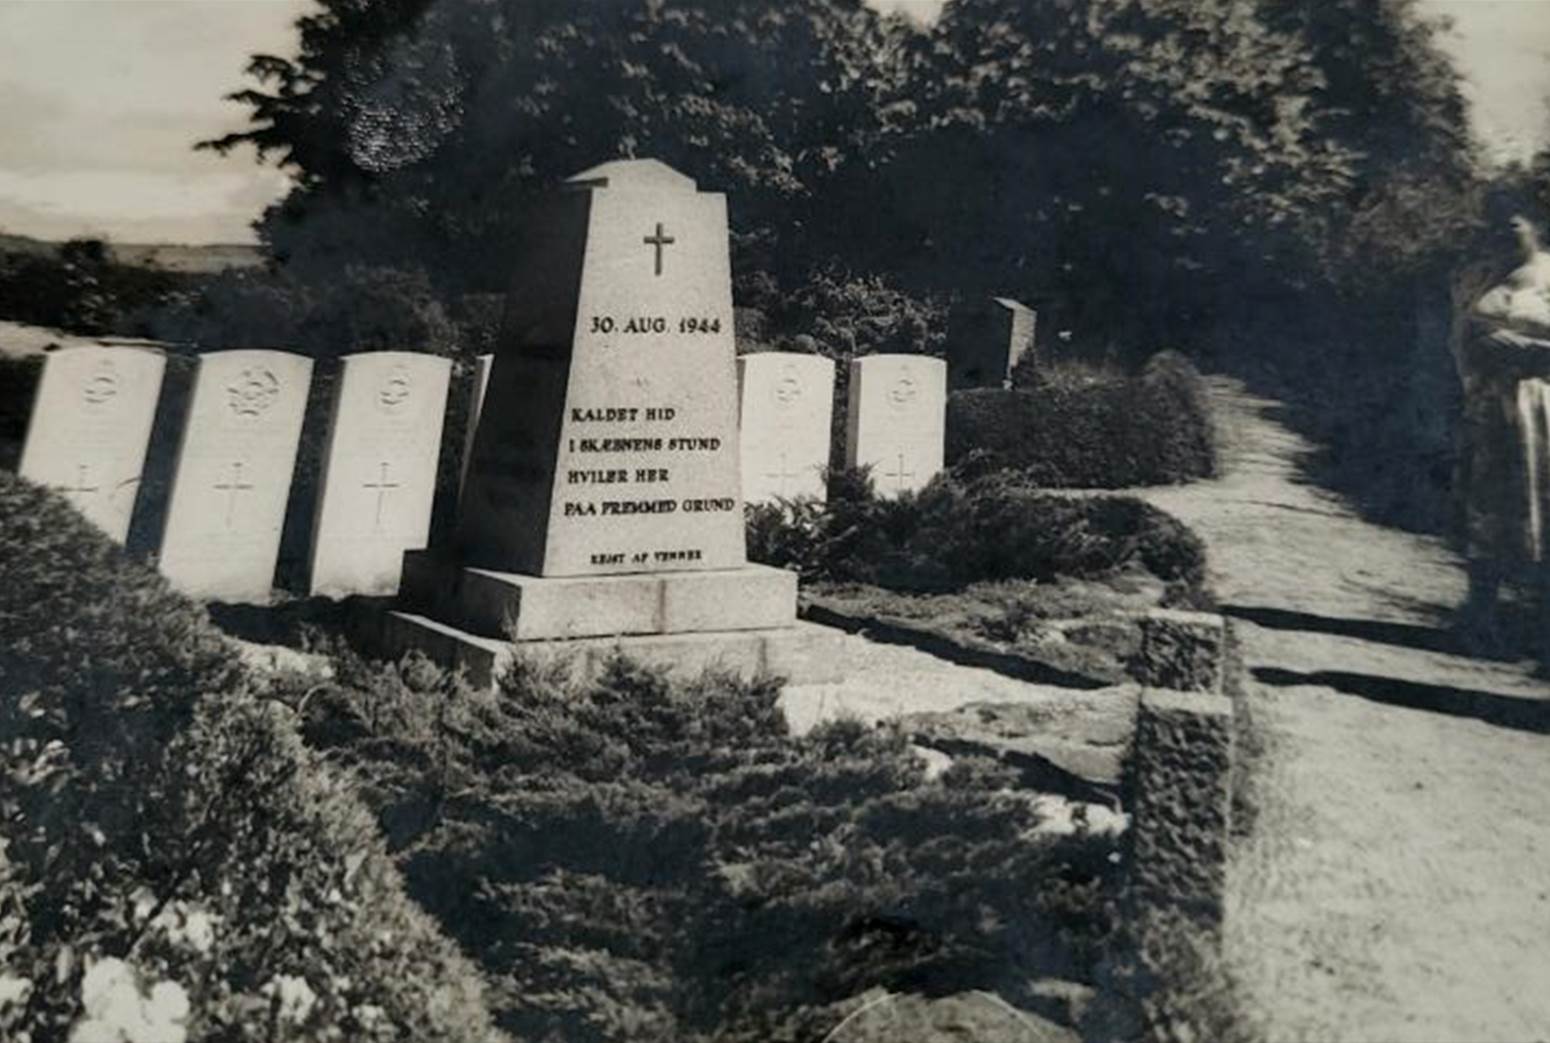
59 463 100 498
882 452 915 493
763 452 803 498
362 461 400 532
643 222 675 276
214 461 255 528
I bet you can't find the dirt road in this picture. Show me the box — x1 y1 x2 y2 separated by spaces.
1137 379 1550 1043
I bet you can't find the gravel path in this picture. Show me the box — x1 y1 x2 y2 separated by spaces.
1137 378 1550 1043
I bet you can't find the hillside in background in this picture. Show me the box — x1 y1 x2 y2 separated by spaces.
0 231 264 273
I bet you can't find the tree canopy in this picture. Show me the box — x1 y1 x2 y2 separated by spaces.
204 0 1479 350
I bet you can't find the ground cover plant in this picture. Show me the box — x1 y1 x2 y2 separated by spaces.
948 352 1217 489
0 470 501 1042
292 647 1121 1042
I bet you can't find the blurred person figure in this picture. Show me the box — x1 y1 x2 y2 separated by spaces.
1457 212 1550 652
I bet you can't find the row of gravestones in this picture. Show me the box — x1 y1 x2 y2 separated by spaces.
17 343 947 602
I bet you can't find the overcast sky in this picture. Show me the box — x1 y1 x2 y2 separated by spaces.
1 0 1547 245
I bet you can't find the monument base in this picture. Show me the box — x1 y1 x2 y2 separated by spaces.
400 553 798 640
377 610 848 689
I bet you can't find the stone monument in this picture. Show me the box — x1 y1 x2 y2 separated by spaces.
947 296 1037 390
308 351 452 596
18 345 165 543
158 349 312 602
737 352 835 504
845 354 946 498
387 159 841 685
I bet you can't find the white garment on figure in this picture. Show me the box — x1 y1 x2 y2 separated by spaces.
1516 377 1550 560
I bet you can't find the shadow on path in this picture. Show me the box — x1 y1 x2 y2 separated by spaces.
1254 665 1550 735
1225 604 1463 657
1225 602 1546 664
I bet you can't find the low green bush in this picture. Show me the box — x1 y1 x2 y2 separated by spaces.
297 647 1120 1042
947 351 1216 488
0 471 501 1042
747 469 1208 601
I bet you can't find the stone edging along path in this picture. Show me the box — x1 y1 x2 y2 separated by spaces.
794 575 1244 945
1133 377 1550 1043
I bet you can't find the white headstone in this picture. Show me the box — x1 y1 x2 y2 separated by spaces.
18 345 166 542
158 350 313 602
845 354 946 498
457 353 493 495
309 352 452 596
738 352 834 503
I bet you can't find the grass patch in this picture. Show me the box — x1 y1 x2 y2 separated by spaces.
750 470 1211 684
805 570 1171 686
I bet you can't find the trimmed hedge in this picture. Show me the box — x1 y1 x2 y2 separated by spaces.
747 469 1208 600
0 471 501 1042
947 351 1216 488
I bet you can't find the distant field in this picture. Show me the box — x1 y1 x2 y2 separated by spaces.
0 231 264 273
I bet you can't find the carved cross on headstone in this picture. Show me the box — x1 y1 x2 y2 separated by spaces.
214 461 255 528
882 452 915 493
59 463 101 498
362 461 401 532
763 452 803 498
643 222 675 276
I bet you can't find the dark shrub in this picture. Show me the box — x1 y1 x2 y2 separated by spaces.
145 268 315 349
747 470 1208 599
302 265 460 357
0 239 192 336
767 269 946 361
0 471 501 1041
297 646 1119 1042
450 293 505 357
147 264 461 358
947 351 1216 488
